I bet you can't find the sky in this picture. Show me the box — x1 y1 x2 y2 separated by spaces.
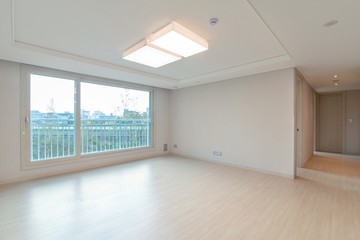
30 74 149 116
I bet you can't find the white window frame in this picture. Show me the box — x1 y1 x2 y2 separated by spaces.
20 65 154 170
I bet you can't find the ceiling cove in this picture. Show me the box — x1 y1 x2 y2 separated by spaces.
9 0 293 89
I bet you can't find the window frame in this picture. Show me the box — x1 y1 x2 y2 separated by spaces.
20 65 154 170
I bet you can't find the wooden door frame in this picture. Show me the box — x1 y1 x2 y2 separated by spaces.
296 75 303 168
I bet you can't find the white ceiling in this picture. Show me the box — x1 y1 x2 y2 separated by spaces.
0 0 359 91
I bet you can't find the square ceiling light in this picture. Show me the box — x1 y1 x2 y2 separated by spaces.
149 21 208 57
123 40 181 68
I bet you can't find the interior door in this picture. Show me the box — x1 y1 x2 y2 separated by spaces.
345 91 360 155
318 93 343 153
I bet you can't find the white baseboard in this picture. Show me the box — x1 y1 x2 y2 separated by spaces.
171 152 294 179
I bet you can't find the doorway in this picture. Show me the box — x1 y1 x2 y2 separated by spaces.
316 93 343 153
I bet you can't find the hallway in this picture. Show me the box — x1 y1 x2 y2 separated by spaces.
304 155 360 178
298 154 360 192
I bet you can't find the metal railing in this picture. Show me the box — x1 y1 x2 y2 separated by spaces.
30 119 150 161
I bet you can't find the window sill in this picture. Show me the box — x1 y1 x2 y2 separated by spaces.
21 146 156 171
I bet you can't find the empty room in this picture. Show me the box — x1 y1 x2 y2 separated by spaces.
1 0 360 239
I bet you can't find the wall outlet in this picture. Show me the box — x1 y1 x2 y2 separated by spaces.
174 144 177 148
213 151 222 156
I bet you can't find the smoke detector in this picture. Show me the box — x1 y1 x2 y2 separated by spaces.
209 18 219 26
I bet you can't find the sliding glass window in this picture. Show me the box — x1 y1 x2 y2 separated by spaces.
21 67 153 169
80 82 151 154
30 74 76 161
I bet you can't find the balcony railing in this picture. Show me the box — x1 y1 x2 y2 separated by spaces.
30 118 150 161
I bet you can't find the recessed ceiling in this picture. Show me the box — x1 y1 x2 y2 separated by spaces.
249 0 360 92
0 0 359 91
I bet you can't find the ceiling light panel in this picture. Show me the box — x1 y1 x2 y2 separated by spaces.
150 21 208 57
123 40 181 68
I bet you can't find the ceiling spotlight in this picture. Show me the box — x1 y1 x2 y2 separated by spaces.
333 75 338 78
332 80 339 86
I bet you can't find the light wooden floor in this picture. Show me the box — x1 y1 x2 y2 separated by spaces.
1 156 360 240
304 155 360 178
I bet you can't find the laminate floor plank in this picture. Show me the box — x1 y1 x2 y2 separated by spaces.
304 155 360 178
1 156 360 240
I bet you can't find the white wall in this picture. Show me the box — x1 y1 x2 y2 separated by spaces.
170 68 296 178
301 78 315 165
0 60 297 183
0 60 170 184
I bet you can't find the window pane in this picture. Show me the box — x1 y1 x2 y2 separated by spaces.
81 82 150 154
30 74 76 161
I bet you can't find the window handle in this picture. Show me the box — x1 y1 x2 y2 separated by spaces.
25 116 30 127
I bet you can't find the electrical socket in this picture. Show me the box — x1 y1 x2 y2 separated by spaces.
213 151 222 156
174 144 177 148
